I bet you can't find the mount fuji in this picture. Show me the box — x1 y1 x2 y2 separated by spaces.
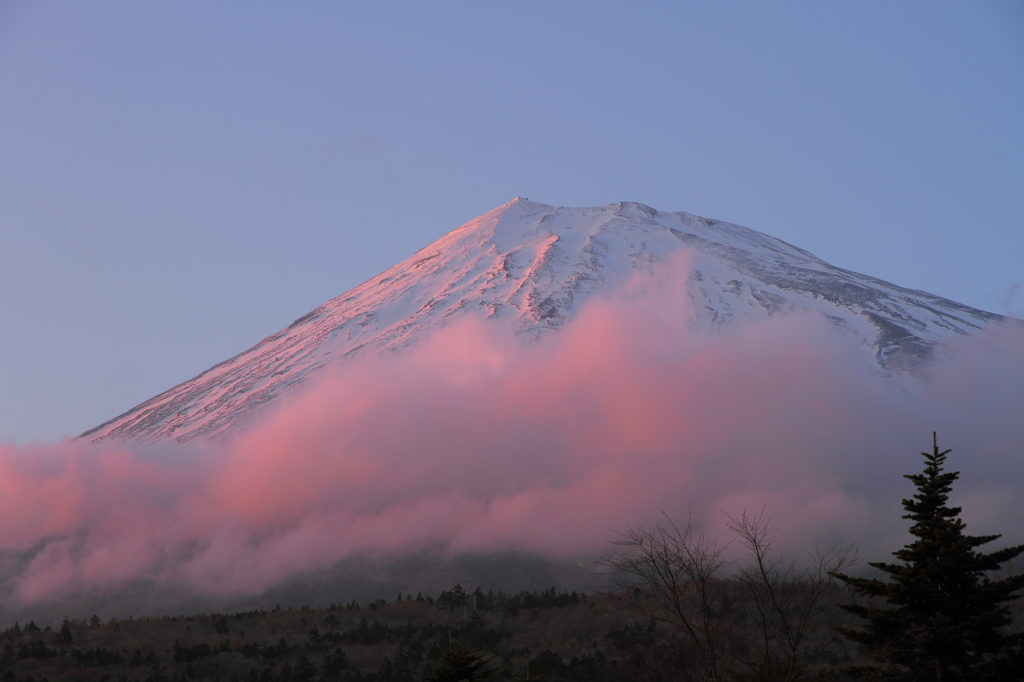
81 198 1002 444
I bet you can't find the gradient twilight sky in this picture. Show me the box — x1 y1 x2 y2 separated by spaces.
1 2 1022 444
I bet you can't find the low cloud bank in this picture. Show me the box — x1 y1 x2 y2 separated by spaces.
3 255 1023 605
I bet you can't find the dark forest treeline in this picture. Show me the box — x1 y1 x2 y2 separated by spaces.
2 581 1021 682
0 587 644 682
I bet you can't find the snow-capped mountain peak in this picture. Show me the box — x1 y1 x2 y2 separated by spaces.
81 199 1002 444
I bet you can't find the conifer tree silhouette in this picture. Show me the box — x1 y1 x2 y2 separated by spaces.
424 633 498 682
835 433 1024 681
55 617 73 646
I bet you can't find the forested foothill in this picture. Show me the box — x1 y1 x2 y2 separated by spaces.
2 575 1019 681
0 588 634 682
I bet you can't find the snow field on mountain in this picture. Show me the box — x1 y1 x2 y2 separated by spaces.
82 200 1002 444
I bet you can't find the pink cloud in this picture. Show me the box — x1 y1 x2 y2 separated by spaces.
2 254 1022 604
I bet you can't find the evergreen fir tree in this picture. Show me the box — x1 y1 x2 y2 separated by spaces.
424 638 498 682
54 618 73 646
835 433 1024 681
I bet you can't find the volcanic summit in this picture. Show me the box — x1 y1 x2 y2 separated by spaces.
82 199 1001 444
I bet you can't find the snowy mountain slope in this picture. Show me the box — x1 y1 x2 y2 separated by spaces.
81 198 1003 444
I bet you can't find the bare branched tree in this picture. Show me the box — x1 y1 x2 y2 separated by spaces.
599 511 858 682
599 514 739 682
727 510 858 682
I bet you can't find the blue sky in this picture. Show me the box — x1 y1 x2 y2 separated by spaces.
1 1 1022 444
